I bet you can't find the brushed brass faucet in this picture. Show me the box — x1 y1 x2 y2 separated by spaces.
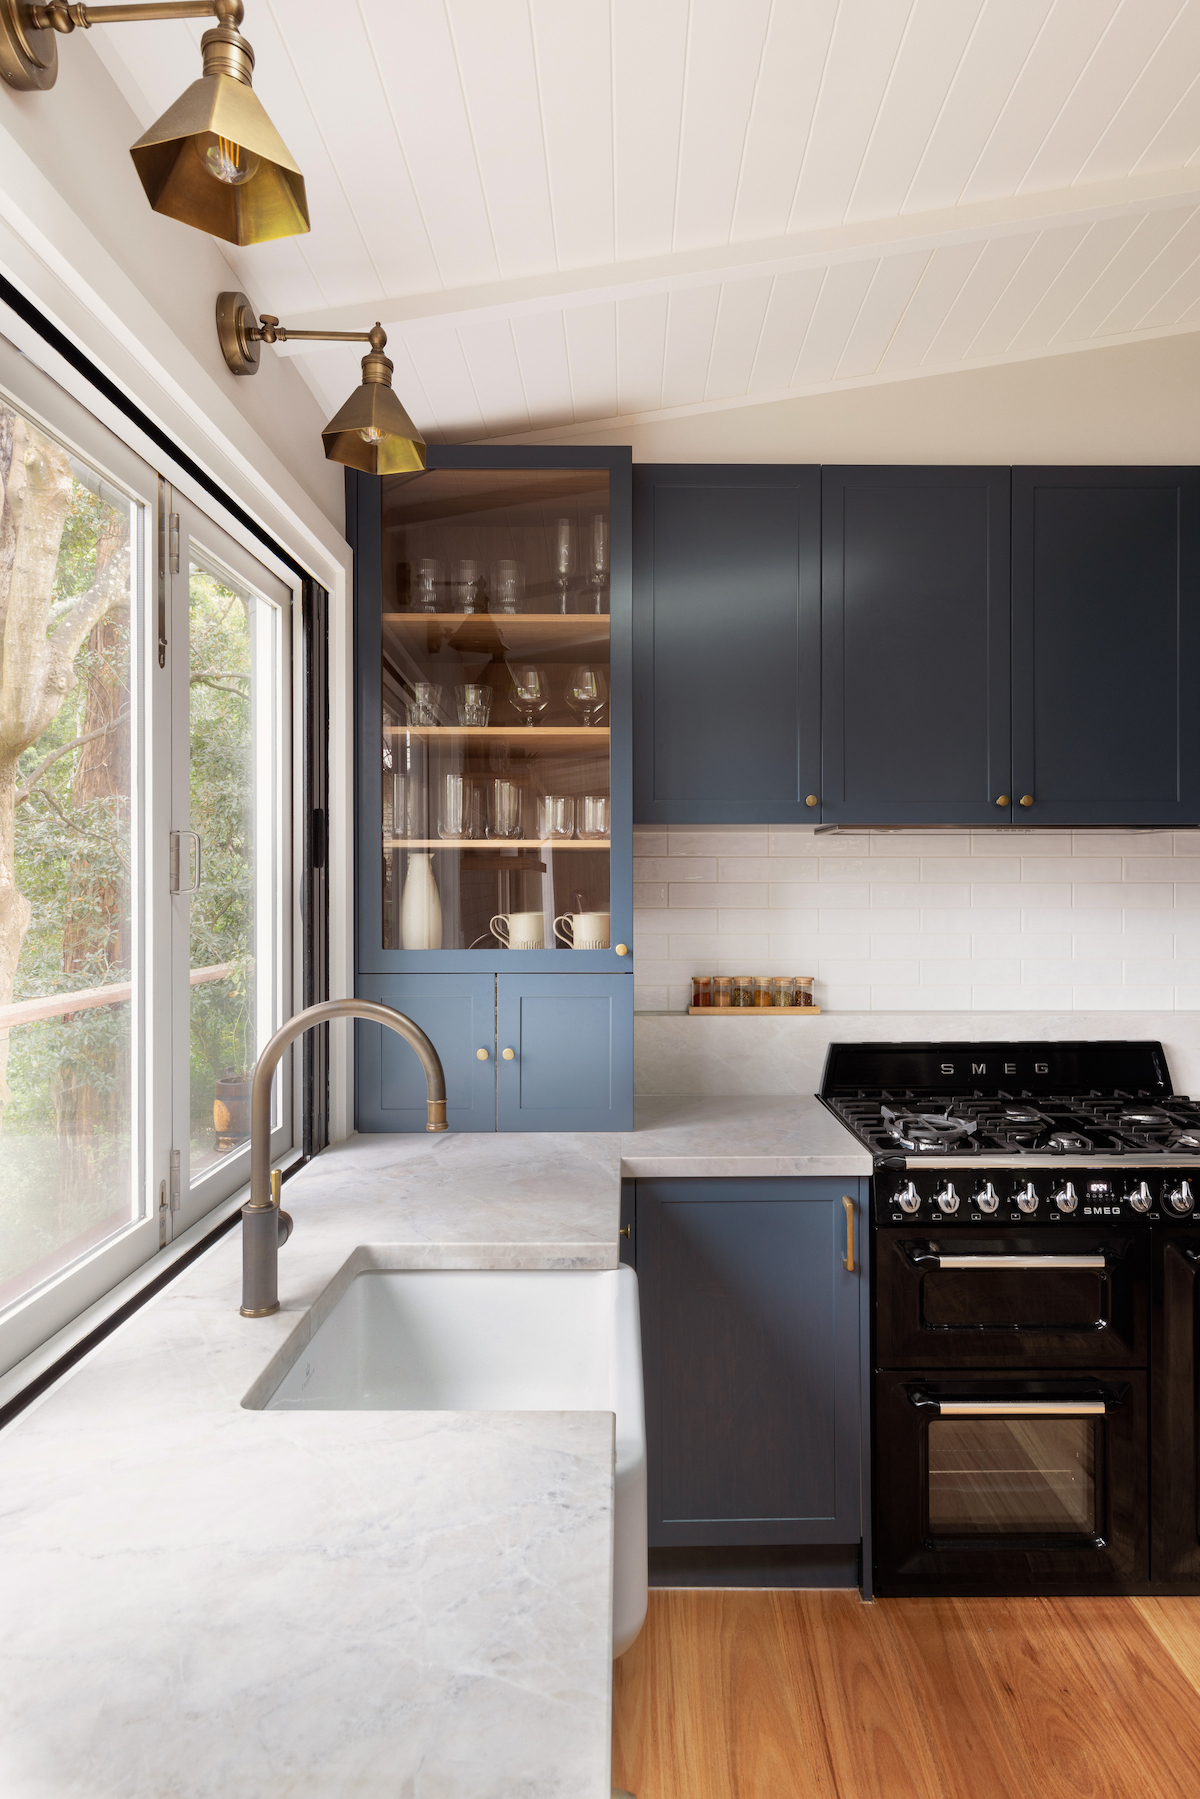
240 998 448 1316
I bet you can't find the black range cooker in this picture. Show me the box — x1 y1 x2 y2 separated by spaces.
819 1040 1200 1598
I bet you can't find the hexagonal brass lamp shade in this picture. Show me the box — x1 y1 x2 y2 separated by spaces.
130 27 308 246
321 364 427 476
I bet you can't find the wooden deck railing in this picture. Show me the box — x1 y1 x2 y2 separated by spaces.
0 964 233 1030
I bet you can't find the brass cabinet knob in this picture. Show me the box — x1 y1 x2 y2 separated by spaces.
501 1047 515 1061
805 794 819 808
619 1225 631 1239
1020 794 1034 807
615 943 629 956
476 1047 489 1061
996 795 1010 807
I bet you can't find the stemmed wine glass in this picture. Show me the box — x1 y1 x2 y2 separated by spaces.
508 663 550 725
564 665 608 726
552 517 575 614
586 515 609 613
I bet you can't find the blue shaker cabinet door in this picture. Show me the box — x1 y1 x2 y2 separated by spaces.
496 974 634 1132
355 974 495 1133
821 466 1012 824
633 465 821 823
636 1178 864 1548
1012 467 1200 825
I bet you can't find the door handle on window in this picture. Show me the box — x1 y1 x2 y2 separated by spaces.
842 1195 855 1272
169 830 202 894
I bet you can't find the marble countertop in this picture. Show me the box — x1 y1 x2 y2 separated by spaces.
0 1104 867 1797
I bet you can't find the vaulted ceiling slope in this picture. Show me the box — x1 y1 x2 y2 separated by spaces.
90 0 1200 443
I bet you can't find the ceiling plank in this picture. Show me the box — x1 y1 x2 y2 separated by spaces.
789 0 917 231
673 0 772 253
616 294 668 417
612 0 689 261
661 286 721 408
730 0 839 243
746 271 826 393
878 242 987 371
530 0 615 271
706 278 773 399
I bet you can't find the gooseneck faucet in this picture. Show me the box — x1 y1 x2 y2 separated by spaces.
239 998 448 1317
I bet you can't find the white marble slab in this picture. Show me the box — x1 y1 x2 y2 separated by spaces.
622 1094 871 1179
0 1131 621 1799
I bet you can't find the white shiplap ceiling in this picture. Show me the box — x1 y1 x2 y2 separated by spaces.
89 0 1200 442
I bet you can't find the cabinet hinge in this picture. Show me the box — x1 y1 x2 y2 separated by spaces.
170 1148 181 1212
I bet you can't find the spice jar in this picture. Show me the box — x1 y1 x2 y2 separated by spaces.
794 976 815 1008
772 976 795 1008
712 975 732 1008
754 976 773 1006
732 975 755 1007
691 975 711 1008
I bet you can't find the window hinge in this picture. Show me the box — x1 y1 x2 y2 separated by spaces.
169 511 180 575
158 1179 168 1245
170 1148 181 1212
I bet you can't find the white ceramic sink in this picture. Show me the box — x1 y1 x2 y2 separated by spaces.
246 1265 647 1657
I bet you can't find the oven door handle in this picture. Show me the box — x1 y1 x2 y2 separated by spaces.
907 1388 1118 1417
903 1246 1110 1271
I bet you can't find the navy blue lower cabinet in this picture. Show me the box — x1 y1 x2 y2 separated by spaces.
637 1178 864 1549
355 974 496 1133
496 974 634 1132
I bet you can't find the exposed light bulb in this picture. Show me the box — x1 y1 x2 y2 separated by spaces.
194 132 261 187
358 425 386 444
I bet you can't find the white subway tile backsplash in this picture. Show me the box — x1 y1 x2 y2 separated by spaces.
635 824 1200 1013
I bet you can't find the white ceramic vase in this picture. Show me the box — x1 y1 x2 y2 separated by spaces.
400 852 442 950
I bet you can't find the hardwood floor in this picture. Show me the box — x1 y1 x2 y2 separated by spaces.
612 1589 1200 1798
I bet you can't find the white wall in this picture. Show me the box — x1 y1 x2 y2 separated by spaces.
632 825 1200 1016
497 330 1200 467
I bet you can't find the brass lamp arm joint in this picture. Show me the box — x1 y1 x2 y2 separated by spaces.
29 0 235 30
248 314 387 352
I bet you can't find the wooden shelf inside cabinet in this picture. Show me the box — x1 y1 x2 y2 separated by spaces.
384 726 609 755
384 612 609 636
384 838 609 851
688 1006 822 1016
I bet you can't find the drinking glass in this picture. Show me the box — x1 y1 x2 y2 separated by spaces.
577 793 609 839
587 514 609 613
489 558 524 615
407 682 444 726
451 558 487 614
508 663 550 725
487 778 523 839
439 773 483 841
455 684 492 727
536 794 574 840
410 556 444 614
552 517 576 613
564 665 608 726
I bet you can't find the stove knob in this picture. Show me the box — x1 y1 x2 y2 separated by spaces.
1167 1179 1195 1216
1014 1182 1039 1214
895 1181 921 1215
972 1182 1000 1214
933 1182 960 1215
1052 1181 1078 1214
1126 1181 1154 1214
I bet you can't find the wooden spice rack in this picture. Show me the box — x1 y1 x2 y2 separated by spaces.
687 1006 822 1016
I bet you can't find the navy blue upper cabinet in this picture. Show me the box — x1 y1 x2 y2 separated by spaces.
1012 468 1200 825
633 465 821 823
821 467 1012 825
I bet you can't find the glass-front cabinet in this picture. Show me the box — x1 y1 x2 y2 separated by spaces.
350 447 632 1132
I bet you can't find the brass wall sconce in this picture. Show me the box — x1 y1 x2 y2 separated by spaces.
216 291 427 475
0 0 309 246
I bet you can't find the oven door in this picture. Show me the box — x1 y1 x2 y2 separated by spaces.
1152 1230 1200 1590
876 1229 1147 1368
874 1373 1147 1595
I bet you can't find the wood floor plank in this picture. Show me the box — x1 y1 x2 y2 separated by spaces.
614 1590 1200 1799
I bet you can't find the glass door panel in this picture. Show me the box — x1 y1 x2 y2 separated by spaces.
380 468 611 954
0 402 144 1313
928 1417 1098 1535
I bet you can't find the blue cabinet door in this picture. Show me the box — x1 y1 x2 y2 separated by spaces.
1012 467 1200 825
821 466 1012 824
355 974 495 1133
496 974 633 1131
633 465 821 823
636 1178 864 1548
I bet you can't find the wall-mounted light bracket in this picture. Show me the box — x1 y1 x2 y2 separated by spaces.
0 0 309 245
216 292 426 475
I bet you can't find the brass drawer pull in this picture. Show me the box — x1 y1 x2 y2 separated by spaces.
995 795 1009 807
501 1047 515 1061
842 1195 855 1273
805 794 819 808
1020 794 1034 807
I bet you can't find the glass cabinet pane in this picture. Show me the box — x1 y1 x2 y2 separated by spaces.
379 468 611 953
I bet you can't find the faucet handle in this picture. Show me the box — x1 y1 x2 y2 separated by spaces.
270 1167 293 1246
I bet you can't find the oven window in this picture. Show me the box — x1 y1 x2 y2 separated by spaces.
928 1418 1097 1535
